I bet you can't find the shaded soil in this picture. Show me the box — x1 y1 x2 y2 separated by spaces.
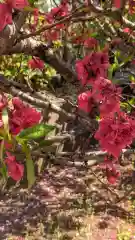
0 161 135 240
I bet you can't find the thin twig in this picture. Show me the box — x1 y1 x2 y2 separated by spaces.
89 168 120 199
115 185 135 204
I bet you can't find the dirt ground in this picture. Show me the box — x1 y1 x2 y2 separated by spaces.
0 160 135 240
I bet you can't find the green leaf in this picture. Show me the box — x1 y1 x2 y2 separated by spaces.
0 140 7 180
2 108 8 129
114 55 119 65
0 165 7 179
28 0 38 7
18 124 55 141
0 128 6 138
23 144 35 188
90 32 98 38
38 139 54 147
129 75 135 82
0 140 4 162
24 6 35 11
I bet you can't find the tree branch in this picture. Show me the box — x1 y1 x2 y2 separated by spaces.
0 11 28 55
7 38 78 81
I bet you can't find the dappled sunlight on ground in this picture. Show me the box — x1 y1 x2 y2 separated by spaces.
0 163 135 240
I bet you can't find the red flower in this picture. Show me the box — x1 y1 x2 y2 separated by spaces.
100 156 120 184
4 141 12 149
7 162 24 181
95 112 135 158
76 52 109 86
5 152 24 181
0 94 7 110
33 8 38 23
93 77 121 116
100 156 116 169
113 0 121 8
6 0 28 9
10 98 41 135
89 52 109 77
131 59 135 64
76 59 89 86
84 38 98 48
21 107 41 129
106 167 120 184
44 29 60 41
30 8 39 31
28 57 44 70
46 2 68 29
78 91 94 113
0 3 12 32
12 97 24 110
123 28 131 34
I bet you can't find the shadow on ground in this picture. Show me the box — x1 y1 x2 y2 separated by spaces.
0 164 134 240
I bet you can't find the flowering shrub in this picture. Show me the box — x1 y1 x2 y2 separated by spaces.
74 0 135 184
76 54 135 183
0 94 54 187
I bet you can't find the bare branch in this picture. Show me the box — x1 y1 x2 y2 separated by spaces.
89 168 120 199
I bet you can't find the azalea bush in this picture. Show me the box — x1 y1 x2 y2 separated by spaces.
0 0 135 187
